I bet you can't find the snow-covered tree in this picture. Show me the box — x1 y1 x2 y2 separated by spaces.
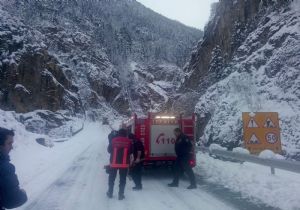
209 45 225 80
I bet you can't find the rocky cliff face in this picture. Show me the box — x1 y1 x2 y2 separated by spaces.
181 0 300 158
184 0 293 91
0 9 81 114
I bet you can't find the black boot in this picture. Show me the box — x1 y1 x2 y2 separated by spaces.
118 193 125 200
132 186 142 191
187 184 197 189
168 182 178 187
106 191 113 198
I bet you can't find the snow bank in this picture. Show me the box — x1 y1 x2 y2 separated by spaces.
259 150 285 160
232 147 250 155
209 143 227 152
0 110 43 149
0 110 49 190
0 109 110 206
15 122 110 208
196 152 300 210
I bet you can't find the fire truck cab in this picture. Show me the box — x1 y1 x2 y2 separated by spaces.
122 113 196 167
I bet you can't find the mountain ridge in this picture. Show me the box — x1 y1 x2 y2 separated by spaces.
0 0 202 135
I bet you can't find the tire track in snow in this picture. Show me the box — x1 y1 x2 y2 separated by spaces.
19 124 277 210
22 145 96 210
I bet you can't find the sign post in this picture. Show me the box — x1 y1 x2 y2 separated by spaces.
242 112 282 154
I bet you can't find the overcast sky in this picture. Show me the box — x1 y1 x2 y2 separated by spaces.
136 0 218 30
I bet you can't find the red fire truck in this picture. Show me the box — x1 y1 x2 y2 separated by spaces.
122 113 197 167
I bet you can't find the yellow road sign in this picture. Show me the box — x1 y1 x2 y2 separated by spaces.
242 112 282 154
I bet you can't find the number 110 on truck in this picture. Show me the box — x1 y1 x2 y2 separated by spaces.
121 113 197 167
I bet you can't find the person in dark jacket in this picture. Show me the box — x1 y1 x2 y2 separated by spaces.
107 130 118 162
128 133 144 190
168 128 196 189
107 129 133 200
0 127 27 210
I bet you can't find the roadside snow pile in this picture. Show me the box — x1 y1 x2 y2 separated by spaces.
232 147 250 155
16 110 85 138
0 109 100 199
210 144 253 155
259 150 285 160
0 109 49 187
209 143 227 152
0 109 42 147
19 123 110 208
196 152 300 210
3 116 110 208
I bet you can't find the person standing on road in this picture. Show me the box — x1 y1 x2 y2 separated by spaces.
107 129 133 200
168 128 197 189
107 130 118 162
0 128 27 210
128 133 145 190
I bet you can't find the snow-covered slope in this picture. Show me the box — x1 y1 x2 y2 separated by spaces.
182 0 300 158
0 0 201 117
0 0 202 135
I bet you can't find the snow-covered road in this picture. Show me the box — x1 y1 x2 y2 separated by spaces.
15 123 238 210
4 112 297 210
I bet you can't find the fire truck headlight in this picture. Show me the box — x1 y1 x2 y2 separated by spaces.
155 116 176 119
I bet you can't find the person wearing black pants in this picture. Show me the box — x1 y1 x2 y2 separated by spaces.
108 168 128 198
171 157 196 188
107 129 133 200
131 162 143 189
128 133 144 190
168 128 196 189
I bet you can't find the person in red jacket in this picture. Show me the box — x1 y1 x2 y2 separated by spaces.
107 129 133 200
0 128 27 210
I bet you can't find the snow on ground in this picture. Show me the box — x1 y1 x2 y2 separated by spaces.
196 152 300 210
3 108 298 210
232 147 250 155
2 115 237 210
259 149 285 160
13 123 108 207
